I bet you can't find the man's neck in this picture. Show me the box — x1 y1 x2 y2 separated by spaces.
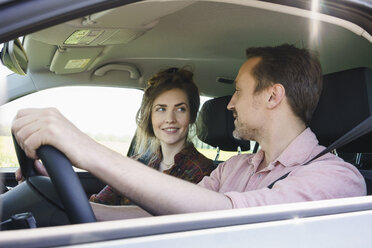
257 119 306 171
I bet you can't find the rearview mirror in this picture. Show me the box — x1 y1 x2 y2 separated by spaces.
0 38 28 75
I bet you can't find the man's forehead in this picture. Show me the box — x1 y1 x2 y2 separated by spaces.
235 58 260 86
241 57 261 73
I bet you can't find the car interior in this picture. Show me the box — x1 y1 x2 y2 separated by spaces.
0 0 371 246
196 95 251 165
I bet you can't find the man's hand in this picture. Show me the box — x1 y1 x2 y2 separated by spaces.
11 108 100 171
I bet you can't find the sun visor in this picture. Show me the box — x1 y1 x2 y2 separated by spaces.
49 47 103 74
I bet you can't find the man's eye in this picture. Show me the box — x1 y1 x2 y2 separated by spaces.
177 107 186 112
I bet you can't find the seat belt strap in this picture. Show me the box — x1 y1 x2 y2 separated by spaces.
304 115 372 165
267 172 290 189
267 115 372 189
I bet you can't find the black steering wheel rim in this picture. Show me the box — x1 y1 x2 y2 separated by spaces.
12 135 96 224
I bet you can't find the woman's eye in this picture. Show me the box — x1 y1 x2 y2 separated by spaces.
177 107 186 112
156 107 165 112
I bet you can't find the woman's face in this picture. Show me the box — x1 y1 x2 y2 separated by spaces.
151 88 191 148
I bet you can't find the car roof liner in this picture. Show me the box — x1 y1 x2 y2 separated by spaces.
260 0 372 35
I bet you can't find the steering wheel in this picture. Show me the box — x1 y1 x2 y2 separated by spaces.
12 135 96 224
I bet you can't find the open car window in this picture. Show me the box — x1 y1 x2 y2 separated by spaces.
0 86 143 168
0 84 229 168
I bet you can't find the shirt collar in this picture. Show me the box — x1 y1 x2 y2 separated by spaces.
275 128 319 167
174 142 196 163
250 150 265 172
250 128 319 170
148 143 196 170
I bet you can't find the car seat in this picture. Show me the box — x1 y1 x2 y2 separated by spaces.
310 67 372 194
196 95 250 165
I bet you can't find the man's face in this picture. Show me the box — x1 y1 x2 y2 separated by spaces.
227 57 267 141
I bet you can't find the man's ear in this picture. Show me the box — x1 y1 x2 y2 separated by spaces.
267 84 285 109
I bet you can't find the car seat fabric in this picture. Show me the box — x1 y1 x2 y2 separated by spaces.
310 67 372 194
196 95 250 151
310 67 372 152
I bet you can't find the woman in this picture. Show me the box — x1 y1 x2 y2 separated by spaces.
89 67 215 205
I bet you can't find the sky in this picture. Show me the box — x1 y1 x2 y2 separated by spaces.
0 85 145 137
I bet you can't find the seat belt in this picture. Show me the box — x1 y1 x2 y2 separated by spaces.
268 115 372 189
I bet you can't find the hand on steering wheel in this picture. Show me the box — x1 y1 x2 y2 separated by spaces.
12 134 96 224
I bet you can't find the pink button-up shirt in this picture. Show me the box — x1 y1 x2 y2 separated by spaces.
198 128 366 208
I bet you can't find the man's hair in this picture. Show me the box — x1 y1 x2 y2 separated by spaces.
135 67 200 160
246 44 322 125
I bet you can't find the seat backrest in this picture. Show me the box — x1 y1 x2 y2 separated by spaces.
310 67 372 152
310 67 372 195
196 95 250 152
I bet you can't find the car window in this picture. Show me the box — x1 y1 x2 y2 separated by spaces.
0 86 144 168
0 84 244 168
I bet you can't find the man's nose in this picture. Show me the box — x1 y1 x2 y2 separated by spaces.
227 95 235 111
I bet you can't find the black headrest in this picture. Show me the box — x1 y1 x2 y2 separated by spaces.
310 67 372 152
196 96 250 151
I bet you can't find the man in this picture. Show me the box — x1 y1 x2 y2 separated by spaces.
12 44 366 220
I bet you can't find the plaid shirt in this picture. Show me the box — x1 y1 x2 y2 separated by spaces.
90 144 215 205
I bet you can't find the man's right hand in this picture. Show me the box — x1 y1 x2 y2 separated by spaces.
12 107 102 171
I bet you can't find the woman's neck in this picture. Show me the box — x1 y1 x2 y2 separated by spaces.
160 139 187 165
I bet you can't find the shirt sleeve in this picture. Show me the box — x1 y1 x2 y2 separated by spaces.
223 160 366 208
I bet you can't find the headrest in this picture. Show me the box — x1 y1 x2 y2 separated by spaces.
310 67 372 152
196 95 250 151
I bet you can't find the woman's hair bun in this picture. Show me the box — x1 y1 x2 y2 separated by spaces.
147 67 194 87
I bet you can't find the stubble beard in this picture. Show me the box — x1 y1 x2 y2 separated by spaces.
232 119 259 141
